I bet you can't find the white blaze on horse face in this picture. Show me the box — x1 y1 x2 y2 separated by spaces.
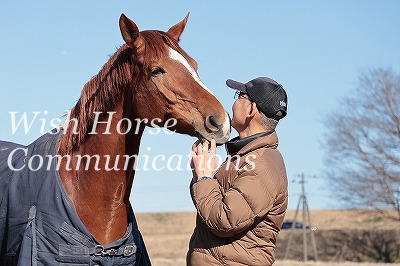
168 48 216 97
169 48 231 141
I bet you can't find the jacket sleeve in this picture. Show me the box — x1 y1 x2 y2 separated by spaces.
191 164 280 238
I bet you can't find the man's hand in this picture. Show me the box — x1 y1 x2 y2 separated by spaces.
190 139 218 182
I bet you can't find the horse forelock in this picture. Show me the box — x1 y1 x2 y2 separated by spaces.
58 29 188 154
140 30 189 70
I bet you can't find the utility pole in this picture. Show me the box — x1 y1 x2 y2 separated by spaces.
284 173 318 261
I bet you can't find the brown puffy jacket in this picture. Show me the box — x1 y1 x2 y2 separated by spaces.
187 132 288 266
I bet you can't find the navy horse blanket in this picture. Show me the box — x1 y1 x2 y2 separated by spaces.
0 131 151 265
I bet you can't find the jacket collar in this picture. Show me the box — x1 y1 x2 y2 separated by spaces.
225 131 276 155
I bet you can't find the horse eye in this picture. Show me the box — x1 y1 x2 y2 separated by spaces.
151 67 165 76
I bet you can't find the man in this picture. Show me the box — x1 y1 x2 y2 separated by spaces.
187 77 288 266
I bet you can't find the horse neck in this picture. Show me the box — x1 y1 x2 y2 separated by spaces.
59 107 145 244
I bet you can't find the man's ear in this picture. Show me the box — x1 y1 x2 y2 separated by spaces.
248 102 259 117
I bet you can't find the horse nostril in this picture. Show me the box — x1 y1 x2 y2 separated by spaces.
205 115 220 132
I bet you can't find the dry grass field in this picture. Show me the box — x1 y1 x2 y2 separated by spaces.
135 209 400 266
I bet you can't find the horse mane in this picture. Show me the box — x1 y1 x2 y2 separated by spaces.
58 30 185 154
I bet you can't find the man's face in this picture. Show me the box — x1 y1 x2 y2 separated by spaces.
231 91 253 133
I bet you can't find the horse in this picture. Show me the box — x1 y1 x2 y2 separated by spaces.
0 13 231 265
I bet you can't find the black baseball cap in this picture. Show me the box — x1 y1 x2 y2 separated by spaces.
226 77 287 120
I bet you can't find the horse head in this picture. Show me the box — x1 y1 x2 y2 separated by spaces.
119 13 231 144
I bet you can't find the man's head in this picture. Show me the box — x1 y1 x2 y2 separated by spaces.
226 77 287 121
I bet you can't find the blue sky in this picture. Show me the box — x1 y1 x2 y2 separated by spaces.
1 1 399 212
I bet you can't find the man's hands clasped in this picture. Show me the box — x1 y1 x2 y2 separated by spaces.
190 139 218 182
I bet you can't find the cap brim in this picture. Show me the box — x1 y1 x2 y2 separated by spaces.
226 79 247 92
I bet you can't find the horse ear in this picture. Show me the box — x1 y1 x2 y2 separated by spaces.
119 14 144 48
167 12 190 42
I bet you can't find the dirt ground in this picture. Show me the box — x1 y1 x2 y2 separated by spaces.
135 210 400 266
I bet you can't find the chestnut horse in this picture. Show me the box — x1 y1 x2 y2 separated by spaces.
0 13 230 265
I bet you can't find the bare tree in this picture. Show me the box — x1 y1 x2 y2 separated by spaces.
323 68 400 220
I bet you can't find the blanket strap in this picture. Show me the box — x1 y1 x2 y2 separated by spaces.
91 244 137 257
27 205 37 266
59 222 137 257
